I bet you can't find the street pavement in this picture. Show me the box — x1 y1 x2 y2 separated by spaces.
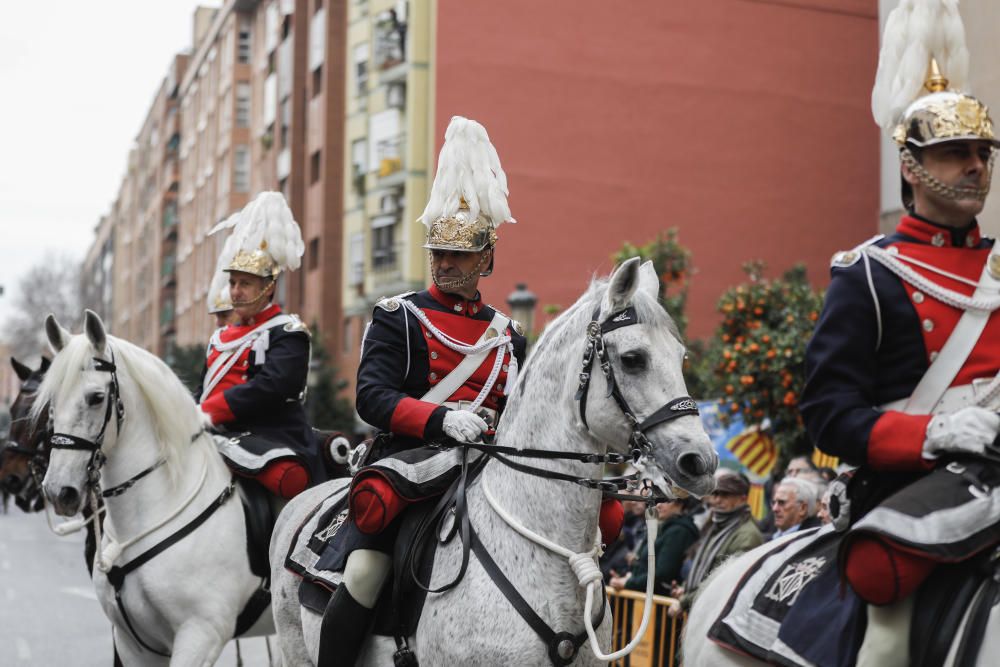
0 506 277 665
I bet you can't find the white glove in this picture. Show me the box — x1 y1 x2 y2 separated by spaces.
442 410 488 443
923 406 1000 459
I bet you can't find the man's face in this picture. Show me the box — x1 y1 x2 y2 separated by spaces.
655 499 683 521
908 140 994 220
214 310 234 328
772 484 807 530
430 249 489 295
784 458 811 478
707 491 747 513
229 271 273 320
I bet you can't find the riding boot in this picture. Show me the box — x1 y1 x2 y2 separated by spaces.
318 585 373 667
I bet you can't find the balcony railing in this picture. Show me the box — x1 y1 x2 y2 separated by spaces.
371 241 403 285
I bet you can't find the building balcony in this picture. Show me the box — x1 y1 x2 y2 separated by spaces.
161 254 177 288
371 241 403 286
375 133 405 188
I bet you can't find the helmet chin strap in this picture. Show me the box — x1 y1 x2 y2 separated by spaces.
230 277 276 309
429 250 490 293
901 147 995 202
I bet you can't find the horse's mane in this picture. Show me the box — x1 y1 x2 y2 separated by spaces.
32 334 210 484
529 275 682 361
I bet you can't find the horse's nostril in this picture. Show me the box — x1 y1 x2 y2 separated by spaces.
678 452 709 477
57 486 79 509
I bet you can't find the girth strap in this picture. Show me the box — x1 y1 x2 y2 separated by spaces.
105 482 237 656
468 522 606 667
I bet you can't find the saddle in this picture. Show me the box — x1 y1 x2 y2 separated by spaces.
285 487 442 640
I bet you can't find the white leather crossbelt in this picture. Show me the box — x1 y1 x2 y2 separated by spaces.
880 380 1000 415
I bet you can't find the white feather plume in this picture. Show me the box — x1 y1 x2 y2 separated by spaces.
419 116 516 229
206 224 239 312
206 269 232 313
227 191 305 272
872 0 970 133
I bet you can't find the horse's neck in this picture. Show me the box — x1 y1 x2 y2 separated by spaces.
485 347 604 555
101 405 227 537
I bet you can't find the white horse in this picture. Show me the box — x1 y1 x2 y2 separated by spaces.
270 258 719 665
684 535 1000 666
37 311 274 666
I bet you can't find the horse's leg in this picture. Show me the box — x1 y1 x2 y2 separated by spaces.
167 621 227 667
113 625 170 667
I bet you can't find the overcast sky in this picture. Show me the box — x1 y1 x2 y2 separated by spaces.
0 1 219 325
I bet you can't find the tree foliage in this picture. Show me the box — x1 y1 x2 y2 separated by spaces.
305 328 356 435
2 254 81 360
166 343 208 394
612 228 693 336
699 261 823 457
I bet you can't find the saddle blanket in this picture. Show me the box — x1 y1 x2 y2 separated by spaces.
284 483 352 591
709 524 865 667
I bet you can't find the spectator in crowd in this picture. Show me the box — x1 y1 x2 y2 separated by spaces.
784 455 816 478
599 529 633 584
621 499 648 552
668 471 764 617
817 485 834 525
609 497 699 596
770 477 821 539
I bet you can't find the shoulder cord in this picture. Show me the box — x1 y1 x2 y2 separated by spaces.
482 481 658 662
402 300 513 411
862 252 883 351
865 246 1000 312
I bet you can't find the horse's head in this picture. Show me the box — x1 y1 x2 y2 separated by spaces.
577 258 717 498
0 356 51 501
38 310 123 516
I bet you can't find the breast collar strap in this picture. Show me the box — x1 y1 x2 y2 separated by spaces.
573 305 699 461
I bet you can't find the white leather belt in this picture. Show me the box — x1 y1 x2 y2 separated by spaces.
881 380 1000 414
443 401 498 428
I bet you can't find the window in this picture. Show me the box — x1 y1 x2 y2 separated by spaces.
237 16 252 64
234 145 250 192
312 66 322 98
348 232 364 286
310 150 321 184
354 43 368 97
235 82 251 128
308 237 320 271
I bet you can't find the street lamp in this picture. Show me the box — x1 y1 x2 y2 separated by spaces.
506 283 538 338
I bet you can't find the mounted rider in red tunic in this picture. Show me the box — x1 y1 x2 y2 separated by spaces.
798 3 1000 663
196 192 322 500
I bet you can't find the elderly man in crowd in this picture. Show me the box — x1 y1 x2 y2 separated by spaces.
770 476 821 540
668 471 764 617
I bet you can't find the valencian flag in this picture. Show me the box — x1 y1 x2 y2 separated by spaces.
726 429 778 478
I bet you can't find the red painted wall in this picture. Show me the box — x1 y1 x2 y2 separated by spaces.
435 0 879 339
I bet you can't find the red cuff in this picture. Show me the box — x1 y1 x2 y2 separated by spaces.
201 392 236 425
868 412 934 471
390 397 440 438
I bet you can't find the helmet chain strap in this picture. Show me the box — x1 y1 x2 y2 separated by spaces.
429 250 490 293
901 147 995 202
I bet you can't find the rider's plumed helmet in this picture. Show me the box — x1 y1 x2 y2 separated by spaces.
419 116 516 253
206 213 239 314
219 192 305 279
872 0 998 149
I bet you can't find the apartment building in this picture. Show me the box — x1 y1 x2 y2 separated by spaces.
338 0 433 396
79 213 115 324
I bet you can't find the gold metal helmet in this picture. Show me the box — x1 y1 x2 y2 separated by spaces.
419 117 515 253
873 1 998 150
218 192 304 278
892 61 999 148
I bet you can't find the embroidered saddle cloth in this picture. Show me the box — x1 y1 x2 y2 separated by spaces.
708 525 866 667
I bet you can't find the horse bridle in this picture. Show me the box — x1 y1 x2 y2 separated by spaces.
46 351 148 496
574 304 700 462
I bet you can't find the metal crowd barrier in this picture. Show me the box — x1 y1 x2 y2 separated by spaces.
606 587 686 667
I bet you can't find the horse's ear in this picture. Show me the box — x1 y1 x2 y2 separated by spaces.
638 261 660 299
39 356 51 372
45 314 71 353
83 309 108 353
11 357 32 381
604 257 642 315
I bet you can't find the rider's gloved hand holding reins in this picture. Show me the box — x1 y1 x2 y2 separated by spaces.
443 410 488 443
923 406 1000 459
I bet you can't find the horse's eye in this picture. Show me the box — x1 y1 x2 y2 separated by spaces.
620 351 648 372
86 392 106 408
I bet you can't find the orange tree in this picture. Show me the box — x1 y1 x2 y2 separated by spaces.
613 228 693 336
699 261 823 457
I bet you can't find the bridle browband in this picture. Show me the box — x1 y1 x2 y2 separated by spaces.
574 304 699 463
